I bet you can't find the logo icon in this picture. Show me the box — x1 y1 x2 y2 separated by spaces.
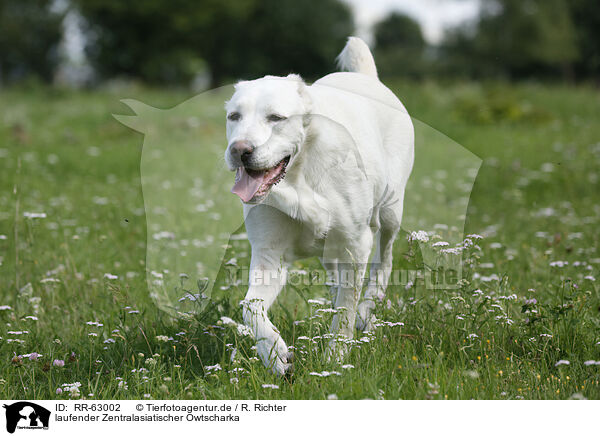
3 402 50 434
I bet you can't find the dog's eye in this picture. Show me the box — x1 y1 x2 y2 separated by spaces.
267 114 287 122
227 112 241 121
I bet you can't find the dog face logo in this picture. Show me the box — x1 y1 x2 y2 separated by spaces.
3 402 50 433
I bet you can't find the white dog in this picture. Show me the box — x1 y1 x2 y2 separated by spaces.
224 37 414 375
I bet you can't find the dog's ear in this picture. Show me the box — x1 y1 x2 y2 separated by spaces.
287 74 312 123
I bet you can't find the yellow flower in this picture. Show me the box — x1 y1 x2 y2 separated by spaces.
412 356 417 361
498 370 503 376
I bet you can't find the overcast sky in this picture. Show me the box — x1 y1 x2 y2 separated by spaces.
342 0 481 45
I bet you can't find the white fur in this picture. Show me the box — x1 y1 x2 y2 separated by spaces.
224 37 414 375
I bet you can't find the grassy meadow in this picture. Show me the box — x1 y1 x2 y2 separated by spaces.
0 80 599 400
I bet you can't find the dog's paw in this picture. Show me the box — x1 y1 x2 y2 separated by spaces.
356 301 376 332
257 337 292 376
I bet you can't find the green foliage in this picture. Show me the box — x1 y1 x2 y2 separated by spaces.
373 13 427 80
440 0 579 80
0 0 64 84
73 0 352 86
569 0 600 81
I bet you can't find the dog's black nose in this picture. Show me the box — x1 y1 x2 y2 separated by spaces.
230 140 254 162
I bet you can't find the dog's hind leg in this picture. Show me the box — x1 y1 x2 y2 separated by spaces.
327 228 372 360
357 206 402 331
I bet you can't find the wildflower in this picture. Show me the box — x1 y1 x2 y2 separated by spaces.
555 360 570 367
467 333 479 339
309 371 342 377
86 321 103 327
156 335 170 342
341 364 354 370
103 338 115 344
23 353 42 361
56 388 62 394
23 212 47 219
145 358 157 366
0 305 12 311
327 394 338 400
204 363 222 374
408 230 429 243
118 380 128 390
103 273 118 280
549 261 568 267
466 234 484 240
262 384 279 389
584 360 600 366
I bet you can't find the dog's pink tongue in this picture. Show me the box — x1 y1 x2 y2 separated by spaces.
231 167 265 202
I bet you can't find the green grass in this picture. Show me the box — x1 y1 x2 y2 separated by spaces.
0 80 599 400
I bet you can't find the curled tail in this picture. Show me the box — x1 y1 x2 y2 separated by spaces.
336 37 378 78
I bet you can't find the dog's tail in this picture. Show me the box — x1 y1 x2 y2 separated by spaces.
336 37 378 78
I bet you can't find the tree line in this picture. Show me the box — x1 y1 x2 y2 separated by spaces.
1 0 598 86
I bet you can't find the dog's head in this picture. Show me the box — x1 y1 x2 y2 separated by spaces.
225 74 310 203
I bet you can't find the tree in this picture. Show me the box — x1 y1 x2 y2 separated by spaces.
0 0 64 84
73 0 255 84
440 0 579 80
569 0 600 82
204 0 353 85
373 13 427 79
73 0 353 86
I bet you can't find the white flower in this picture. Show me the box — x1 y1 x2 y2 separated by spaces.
103 273 118 280
467 333 479 339
23 212 47 219
156 335 170 342
408 230 429 243
309 371 342 377
554 360 570 367
261 384 279 389
86 321 103 327
466 234 484 240
0 305 12 311
549 261 568 267
584 360 600 366
204 363 222 373
327 394 338 400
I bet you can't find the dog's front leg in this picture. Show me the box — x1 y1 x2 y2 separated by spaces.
242 251 291 375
